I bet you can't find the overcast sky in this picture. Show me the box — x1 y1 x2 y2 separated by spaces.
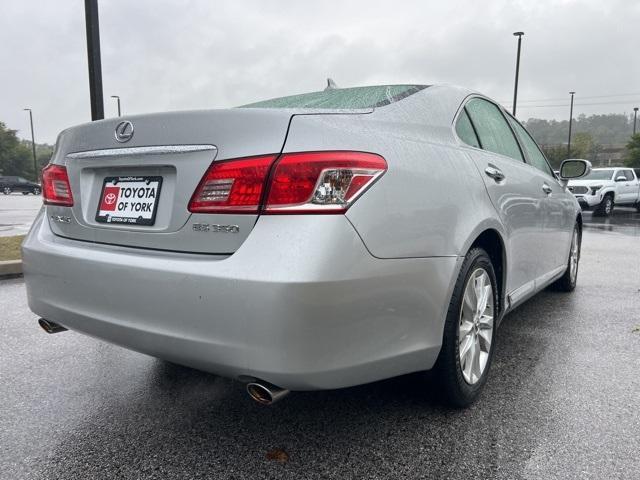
1 0 637 144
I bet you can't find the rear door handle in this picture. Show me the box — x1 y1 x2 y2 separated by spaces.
485 165 505 182
542 183 553 195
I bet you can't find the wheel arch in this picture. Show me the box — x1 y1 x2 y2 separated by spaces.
466 227 507 323
602 188 615 201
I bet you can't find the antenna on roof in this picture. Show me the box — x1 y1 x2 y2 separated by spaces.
325 78 338 91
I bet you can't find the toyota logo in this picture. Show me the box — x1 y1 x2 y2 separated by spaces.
104 192 117 205
114 121 134 143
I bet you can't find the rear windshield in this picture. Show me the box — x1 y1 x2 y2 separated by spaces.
240 85 428 109
583 169 614 180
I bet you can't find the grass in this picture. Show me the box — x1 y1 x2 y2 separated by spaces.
0 235 25 261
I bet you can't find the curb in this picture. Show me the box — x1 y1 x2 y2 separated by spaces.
0 259 23 278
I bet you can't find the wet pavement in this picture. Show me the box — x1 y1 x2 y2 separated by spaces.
582 206 640 236
0 194 42 237
1 228 639 479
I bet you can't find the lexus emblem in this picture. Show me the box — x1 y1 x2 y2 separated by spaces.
114 121 134 143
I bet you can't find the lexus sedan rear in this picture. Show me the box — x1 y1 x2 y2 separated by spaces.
23 84 588 407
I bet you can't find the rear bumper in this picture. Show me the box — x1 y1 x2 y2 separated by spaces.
23 211 458 390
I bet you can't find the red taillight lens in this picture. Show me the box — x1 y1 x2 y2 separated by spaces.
42 164 73 206
188 155 277 213
187 151 386 215
264 151 387 213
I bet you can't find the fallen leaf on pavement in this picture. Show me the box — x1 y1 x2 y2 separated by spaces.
266 448 289 464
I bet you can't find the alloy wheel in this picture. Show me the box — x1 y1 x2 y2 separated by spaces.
569 228 579 283
458 268 494 385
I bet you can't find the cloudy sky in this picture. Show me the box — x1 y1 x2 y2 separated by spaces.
1 0 637 144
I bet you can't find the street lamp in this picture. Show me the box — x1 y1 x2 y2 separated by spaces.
634 107 638 135
23 108 38 180
512 31 524 116
567 91 576 157
110 95 121 117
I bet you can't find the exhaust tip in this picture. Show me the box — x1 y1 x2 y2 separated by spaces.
246 381 289 405
38 318 67 334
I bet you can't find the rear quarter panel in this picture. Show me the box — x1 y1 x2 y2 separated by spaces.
282 111 502 260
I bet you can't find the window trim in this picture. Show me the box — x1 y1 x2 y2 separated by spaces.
502 111 557 181
454 107 482 149
453 95 525 164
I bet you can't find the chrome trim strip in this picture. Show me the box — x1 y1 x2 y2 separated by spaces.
66 145 217 159
507 280 535 309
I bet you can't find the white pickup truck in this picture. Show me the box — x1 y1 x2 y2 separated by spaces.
567 166 640 216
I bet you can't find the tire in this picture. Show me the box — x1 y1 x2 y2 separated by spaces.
434 247 498 408
2 187 11 195
22 191 29 195
593 194 613 217
550 224 581 292
32 187 41 195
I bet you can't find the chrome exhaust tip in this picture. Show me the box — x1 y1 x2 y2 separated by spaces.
246 381 289 405
38 318 67 334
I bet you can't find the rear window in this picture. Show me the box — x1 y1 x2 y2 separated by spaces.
240 85 428 109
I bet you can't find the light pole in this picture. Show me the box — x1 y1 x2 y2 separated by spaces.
634 107 638 135
567 91 576 157
85 0 104 120
111 95 121 117
23 108 38 180
512 31 524 116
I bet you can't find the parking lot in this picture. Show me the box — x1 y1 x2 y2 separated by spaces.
0 206 638 479
0 194 42 237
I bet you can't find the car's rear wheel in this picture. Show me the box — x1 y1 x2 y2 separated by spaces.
435 247 497 408
593 194 613 216
22 191 29 195
550 223 581 292
2 187 11 195
33 187 41 195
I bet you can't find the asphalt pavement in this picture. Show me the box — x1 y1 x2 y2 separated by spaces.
1 221 639 479
0 194 42 237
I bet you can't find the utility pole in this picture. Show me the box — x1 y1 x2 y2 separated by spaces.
567 91 575 157
512 32 524 116
84 0 104 120
111 95 121 117
634 107 638 135
23 108 38 180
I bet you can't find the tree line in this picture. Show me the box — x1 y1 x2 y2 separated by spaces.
523 113 640 169
0 122 53 181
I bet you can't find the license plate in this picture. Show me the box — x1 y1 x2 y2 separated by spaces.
96 176 163 225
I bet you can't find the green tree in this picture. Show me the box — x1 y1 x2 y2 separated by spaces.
0 122 34 180
571 132 595 159
624 134 640 168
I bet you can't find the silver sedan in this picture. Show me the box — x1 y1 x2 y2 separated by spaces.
23 84 589 407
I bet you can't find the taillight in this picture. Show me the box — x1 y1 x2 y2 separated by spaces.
188 155 277 213
188 151 386 215
42 164 73 206
264 151 386 213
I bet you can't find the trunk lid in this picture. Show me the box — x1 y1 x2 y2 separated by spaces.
47 108 369 254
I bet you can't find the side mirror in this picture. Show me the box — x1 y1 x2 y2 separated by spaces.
615 175 626 182
560 159 592 181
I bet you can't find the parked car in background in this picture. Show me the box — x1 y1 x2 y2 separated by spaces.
23 84 591 408
0 176 41 195
567 166 640 215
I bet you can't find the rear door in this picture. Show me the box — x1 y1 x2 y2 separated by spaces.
459 97 545 298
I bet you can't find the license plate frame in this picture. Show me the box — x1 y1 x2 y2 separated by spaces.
95 175 163 226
